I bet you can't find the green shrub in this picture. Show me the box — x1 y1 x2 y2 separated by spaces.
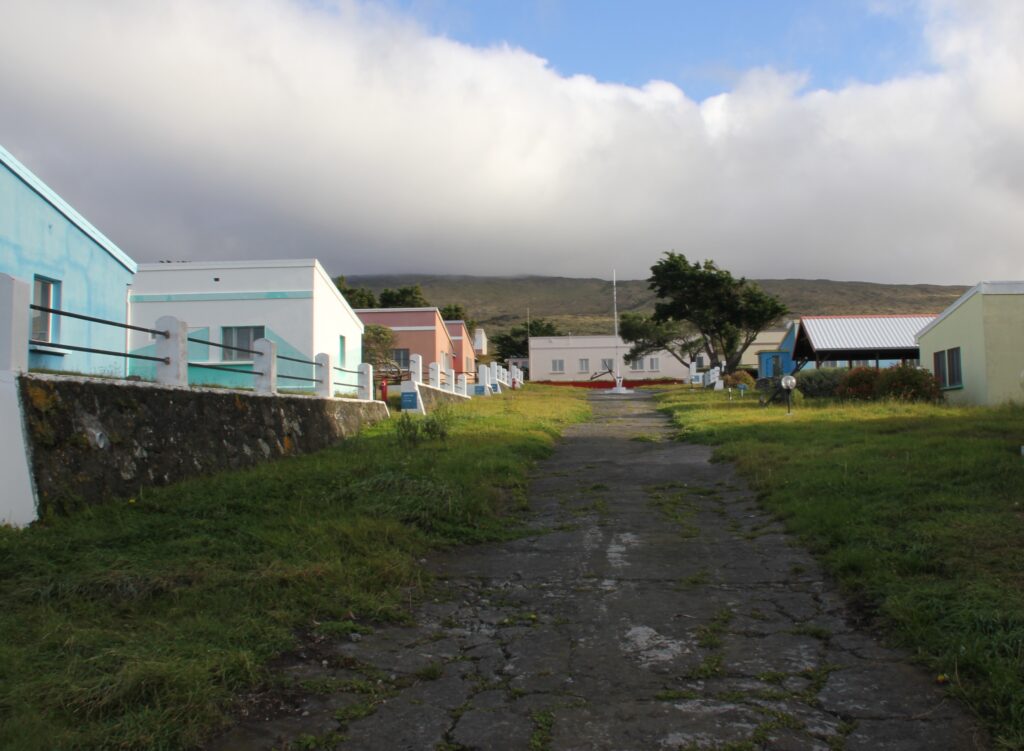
394 412 421 447
422 406 454 441
795 368 846 398
836 367 880 401
875 365 942 402
723 371 756 389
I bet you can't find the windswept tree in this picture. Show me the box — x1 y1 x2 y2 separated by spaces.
333 275 378 309
439 303 477 333
640 252 787 373
379 284 430 308
491 318 561 361
361 324 399 378
619 312 704 369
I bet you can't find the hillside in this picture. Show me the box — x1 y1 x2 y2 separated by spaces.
347 274 969 335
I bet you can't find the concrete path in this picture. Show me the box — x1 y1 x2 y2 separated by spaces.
209 392 985 751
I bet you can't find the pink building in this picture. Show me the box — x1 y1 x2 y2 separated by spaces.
356 307 474 377
444 319 477 377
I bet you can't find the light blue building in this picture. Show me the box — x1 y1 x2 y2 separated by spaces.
757 323 799 378
0 144 137 376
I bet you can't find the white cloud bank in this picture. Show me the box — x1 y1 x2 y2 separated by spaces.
0 0 1022 283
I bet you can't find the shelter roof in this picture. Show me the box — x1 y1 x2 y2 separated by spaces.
792 315 935 362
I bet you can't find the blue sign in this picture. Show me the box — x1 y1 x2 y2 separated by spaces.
737 383 748 392
474 384 487 396
400 391 418 410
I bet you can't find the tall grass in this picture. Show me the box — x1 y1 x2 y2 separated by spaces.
655 387 1024 748
0 385 589 751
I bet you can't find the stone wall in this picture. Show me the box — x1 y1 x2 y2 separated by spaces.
18 374 389 517
416 382 471 414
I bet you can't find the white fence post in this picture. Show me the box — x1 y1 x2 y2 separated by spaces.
477 363 491 395
0 274 29 373
457 374 468 396
429 361 441 389
358 363 373 401
410 354 423 384
315 353 332 398
489 361 499 386
253 338 277 394
445 367 455 392
155 315 188 387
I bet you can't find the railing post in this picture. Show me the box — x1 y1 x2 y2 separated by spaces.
253 338 277 394
358 363 373 401
457 374 468 395
445 367 455 392
155 315 187 387
489 361 499 386
315 353 332 398
477 363 491 395
0 274 29 373
410 354 423 384
429 361 440 388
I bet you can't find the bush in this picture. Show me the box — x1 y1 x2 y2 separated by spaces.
795 368 846 398
723 371 756 389
875 365 942 402
837 367 880 400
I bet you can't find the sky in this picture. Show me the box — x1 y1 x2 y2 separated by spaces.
1 0 1022 284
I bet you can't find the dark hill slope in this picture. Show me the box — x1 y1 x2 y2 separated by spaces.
347 274 968 335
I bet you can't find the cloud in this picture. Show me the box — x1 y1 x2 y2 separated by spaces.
0 0 1021 284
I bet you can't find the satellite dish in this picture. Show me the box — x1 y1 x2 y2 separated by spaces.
781 375 797 390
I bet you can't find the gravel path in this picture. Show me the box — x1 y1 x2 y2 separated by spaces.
209 391 985 750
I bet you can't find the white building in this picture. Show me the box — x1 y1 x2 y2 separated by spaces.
473 328 488 356
127 259 363 391
529 335 690 383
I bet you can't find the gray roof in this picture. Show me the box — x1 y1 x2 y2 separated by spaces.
801 315 935 350
916 281 1024 340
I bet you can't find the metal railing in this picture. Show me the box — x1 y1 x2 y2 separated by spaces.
28 303 171 365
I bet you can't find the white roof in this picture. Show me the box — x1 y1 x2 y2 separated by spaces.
916 281 1024 340
801 315 935 351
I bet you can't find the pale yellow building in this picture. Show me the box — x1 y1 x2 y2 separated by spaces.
916 281 1024 406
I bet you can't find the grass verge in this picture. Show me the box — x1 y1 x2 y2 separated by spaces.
655 387 1024 748
0 385 589 750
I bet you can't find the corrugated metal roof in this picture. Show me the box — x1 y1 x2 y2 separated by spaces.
801 315 935 351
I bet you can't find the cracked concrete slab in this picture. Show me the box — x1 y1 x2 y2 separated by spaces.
204 392 987 750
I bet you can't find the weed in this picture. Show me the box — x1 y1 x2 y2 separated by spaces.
415 662 444 681
529 710 554 751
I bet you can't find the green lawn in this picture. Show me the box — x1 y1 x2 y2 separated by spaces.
0 386 589 751
655 387 1024 749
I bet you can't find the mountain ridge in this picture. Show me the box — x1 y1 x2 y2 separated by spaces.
347 274 969 335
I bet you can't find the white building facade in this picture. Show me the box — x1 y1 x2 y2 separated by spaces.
528 335 690 383
127 259 363 391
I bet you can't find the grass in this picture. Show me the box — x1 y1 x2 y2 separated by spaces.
655 386 1024 748
0 384 589 751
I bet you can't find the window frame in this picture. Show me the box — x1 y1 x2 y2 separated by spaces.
630 358 643 371
648 357 660 371
600 358 614 372
221 325 265 362
392 348 410 369
31 276 61 343
551 358 565 373
578 358 589 373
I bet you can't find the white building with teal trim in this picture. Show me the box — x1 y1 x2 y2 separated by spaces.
127 259 363 392
1 144 137 376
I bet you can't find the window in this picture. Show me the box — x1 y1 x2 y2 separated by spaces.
934 347 962 389
770 355 781 377
600 358 614 372
31 276 60 343
551 359 565 373
221 326 264 361
695 354 707 368
649 357 660 371
578 358 589 373
630 358 643 371
338 335 346 367
392 348 410 369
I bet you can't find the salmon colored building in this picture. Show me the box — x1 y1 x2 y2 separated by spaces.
356 307 474 377
444 319 477 377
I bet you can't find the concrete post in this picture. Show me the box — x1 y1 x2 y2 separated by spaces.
457 374 468 396
477 363 490 395
155 315 187 387
358 363 373 401
429 361 441 389
315 353 332 398
253 338 277 394
489 361 499 386
0 274 29 373
410 354 423 384
445 367 455 392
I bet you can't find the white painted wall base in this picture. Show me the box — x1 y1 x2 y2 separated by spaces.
0 371 37 527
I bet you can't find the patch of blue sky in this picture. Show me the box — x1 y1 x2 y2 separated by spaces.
381 0 934 100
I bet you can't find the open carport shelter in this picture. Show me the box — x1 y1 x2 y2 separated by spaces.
791 315 936 371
